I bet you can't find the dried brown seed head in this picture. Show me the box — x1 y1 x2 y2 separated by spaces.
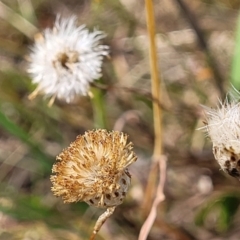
50 129 137 208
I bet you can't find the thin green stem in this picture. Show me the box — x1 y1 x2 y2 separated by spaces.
231 11 240 89
90 83 108 129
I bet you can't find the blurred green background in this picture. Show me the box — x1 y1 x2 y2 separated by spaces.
1 0 240 239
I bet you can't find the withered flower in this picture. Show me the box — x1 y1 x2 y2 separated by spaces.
51 129 137 208
202 97 240 179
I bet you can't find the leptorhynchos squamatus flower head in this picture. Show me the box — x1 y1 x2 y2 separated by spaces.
28 15 109 104
50 129 137 207
202 97 240 179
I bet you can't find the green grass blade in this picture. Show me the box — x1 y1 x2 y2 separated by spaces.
231 12 240 89
0 110 52 172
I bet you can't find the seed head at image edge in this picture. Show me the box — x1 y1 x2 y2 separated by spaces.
202 98 240 179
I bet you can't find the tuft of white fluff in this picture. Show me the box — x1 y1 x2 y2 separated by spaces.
202 93 240 179
28 15 109 103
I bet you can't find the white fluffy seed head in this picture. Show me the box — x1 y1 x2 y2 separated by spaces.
202 96 240 179
28 15 109 103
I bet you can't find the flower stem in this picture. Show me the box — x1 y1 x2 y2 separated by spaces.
89 207 115 240
91 81 108 129
141 0 163 219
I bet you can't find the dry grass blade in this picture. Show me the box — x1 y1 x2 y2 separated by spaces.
0 1 38 38
138 155 167 240
142 0 163 215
